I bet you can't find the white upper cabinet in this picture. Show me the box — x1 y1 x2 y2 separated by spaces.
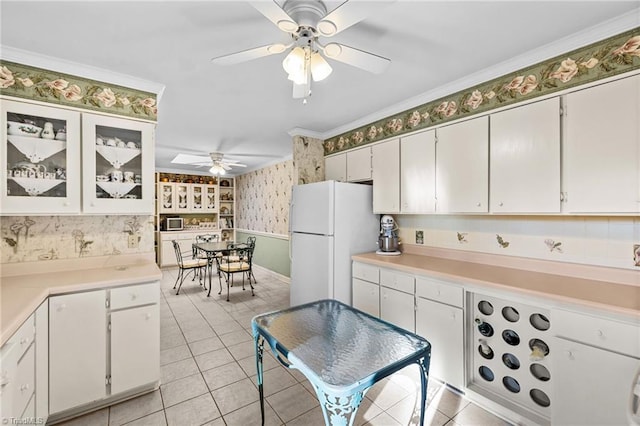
325 153 346 182
346 146 372 182
436 116 489 213
82 113 155 214
2 99 81 214
490 97 561 213
401 130 436 213
563 74 640 213
372 139 400 213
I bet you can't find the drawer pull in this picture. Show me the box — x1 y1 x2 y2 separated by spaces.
0 375 9 387
596 329 604 338
145 313 152 320
130 293 138 300
20 383 29 392
565 350 574 360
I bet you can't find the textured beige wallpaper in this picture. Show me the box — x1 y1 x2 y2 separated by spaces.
236 160 294 236
293 135 324 185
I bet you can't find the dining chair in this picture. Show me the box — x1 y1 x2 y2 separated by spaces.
172 240 208 295
217 243 254 301
246 236 257 284
194 233 221 282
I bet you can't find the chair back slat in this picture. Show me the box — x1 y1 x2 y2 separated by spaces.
172 240 184 267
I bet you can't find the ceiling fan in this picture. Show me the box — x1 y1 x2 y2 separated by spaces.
211 0 393 100
171 152 247 175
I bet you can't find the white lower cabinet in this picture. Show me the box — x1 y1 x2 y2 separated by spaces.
0 303 48 423
49 282 160 417
110 305 159 394
160 230 221 267
551 308 640 425
415 297 464 389
380 287 414 333
49 290 107 413
352 278 380 317
552 338 638 425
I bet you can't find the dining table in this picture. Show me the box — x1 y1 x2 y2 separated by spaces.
251 299 432 426
192 241 249 297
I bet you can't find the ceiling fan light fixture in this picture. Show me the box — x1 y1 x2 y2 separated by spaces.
282 46 306 76
317 19 337 36
209 163 226 175
310 52 332 82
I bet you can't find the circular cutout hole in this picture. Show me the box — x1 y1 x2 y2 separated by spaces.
478 300 494 315
530 389 551 407
502 329 520 346
502 306 520 322
502 376 521 393
529 338 550 358
476 319 494 337
478 343 494 360
530 313 550 331
530 363 551 381
479 366 494 382
502 353 520 370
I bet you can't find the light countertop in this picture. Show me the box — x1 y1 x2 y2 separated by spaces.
353 251 640 319
1 254 162 346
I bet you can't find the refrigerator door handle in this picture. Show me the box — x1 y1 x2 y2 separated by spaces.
288 202 294 261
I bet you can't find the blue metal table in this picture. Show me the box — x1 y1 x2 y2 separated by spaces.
251 299 431 426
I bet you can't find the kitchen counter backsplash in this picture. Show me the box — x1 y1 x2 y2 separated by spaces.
397 215 640 271
1 215 154 263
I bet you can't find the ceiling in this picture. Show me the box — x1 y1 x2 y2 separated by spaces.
1 1 639 176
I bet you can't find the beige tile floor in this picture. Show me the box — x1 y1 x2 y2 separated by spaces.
56 266 512 426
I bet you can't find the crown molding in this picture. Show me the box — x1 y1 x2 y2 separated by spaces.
287 127 325 139
321 8 640 140
0 45 166 102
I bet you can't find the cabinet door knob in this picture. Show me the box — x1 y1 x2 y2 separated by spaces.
498 202 503 207
476 202 481 207
130 293 137 300
19 337 29 345
20 383 29 392
57 303 67 311
145 313 152 320
64 201 70 206
565 350 574 360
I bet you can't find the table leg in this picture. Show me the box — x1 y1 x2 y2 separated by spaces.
206 257 213 297
313 386 364 426
255 335 265 426
417 356 430 426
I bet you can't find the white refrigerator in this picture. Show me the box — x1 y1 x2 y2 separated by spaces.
289 180 379 306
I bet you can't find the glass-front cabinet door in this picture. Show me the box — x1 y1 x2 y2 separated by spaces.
82 113 154 214
158 182 175 213
1 99 81 214
174 183 190 213
190 184 204 212
204 184 216 212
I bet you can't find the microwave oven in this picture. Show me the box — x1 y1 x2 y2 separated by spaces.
164 217 184 231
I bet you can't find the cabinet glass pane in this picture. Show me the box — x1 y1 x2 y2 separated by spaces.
6 111 68 198
94 125 142 200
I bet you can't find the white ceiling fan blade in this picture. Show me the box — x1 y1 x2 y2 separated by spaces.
322 43 390 74
221 164 232 171
318 0 395 37
211 43 289 65
250 1 298 33
171 153 212 164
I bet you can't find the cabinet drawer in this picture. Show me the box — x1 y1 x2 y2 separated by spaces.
380 269 414 294
7 314 35 360
13 344 35 417
415 277 463 307
553 309 640 358
352 262 379 284
111 282 159 310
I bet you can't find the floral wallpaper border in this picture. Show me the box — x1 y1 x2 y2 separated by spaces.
0 60 157 121
324 27 640 154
